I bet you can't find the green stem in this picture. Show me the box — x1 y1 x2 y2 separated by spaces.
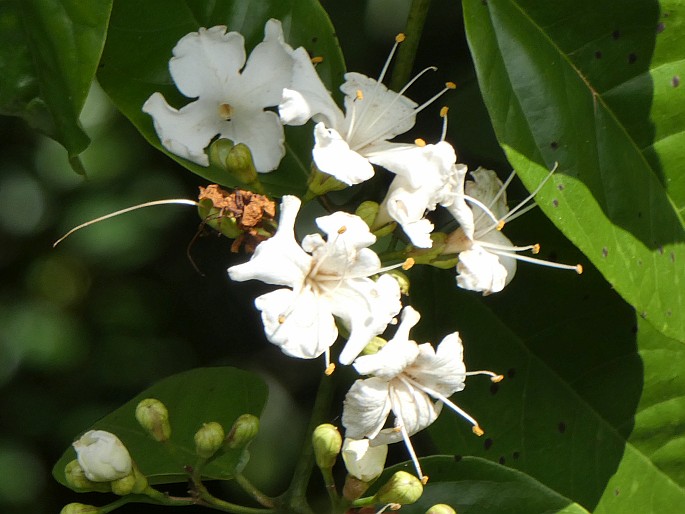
320 466 339 508
389 0 432 91
99 489 196 513
236 473 276 508
280 373 336 514
195 483 276 514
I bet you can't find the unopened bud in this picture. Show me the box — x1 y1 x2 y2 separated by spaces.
73 430 132 482
374 471 423 505
355 201 379 228
306 165 348 198
209 138 235 170
194 422 225 458
342 438 387 482
226 143 259 185
64 460 110 493
361 336 387 356
226 414 260 449
385 270 410 295
111 465 147 496
426 504 457 514
312 424 342 469
60 503 100 514
135 398 171 442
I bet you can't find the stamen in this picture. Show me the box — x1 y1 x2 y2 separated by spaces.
278 315 286 324
446 81 456 89
53 199 199 247
502 163 558 223
421 476 429 485
395 33 406 43
472 425 485 436
402 258 415 270
496 220 505 231
463 195 500 227
338 225 347 234
218 103 233 120
532 244 540 254
356 89 364 101
325 363 336 375
478 240 539 253
414 138 426 147
399 419 425 481
465 370 504 382
439 106 449 142
311 56 324 65
490 249 584 273
405 376 482 431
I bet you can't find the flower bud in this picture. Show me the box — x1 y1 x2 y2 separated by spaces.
426 504 457 514
111 465 148 496
312 424 342 469
361 337 387 356
385 270 410 295
355 201 379 228
73 430 132 482
60 503 100 514
374 471 423 505
226 414 260 449
342 438 387 482
194 422 225 458
64 459 111 493
226 143 259 185
135 398 171 442
306 166 347 198
208 138 235 170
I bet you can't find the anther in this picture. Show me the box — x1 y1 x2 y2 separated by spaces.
420 476 429 485
218 103 233 120
395 33 406 43
402 258 415 270
445 81 457 89
325 363 336 375
472 425 484 436
355 89 364 101
496 220 505 231
338 225 347 234
491 375 504 383
440 106 449 117
278 315 286 324
532 244 540 254
311 56 324 65
576 264 583 274
414 138 427 147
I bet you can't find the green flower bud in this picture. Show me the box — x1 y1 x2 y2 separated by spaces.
426 504 457 514
305 165 347 199
208 138 235 170
371 220 397 239
60 503 100 514
361 336 387 356
64 460 110 493
226 414 260 450
355 201 379 228
226 143 259 185
194 422 225 458
135 398 171 442
312 424 342 469
374 471 423 505
385 269 410 295
111 465 147 496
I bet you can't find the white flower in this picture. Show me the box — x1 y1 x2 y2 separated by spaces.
143 20 294 172
228 195 402 367
73 430 132 482
373 140 463 248
279 37 453 185
342 306 501 479
342 438 388 482
444 166 581 295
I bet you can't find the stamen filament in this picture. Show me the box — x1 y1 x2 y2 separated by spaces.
465 370 504 382
463 195 500 227
503 164 557 222
478 240 539 253
490 249 583 273
53 199 199 247
405 376 481 430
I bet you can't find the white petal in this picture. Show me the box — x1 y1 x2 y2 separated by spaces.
142 92 223 166
228 196 311 287
73 430 132 482
408 335 466 396
220 109 285 172
169 26 246 99
342 377 392 440
381 176 436 248
442 164 474 240
456 245 509 295
313 123 375 185
353 336 419 378
466 167 509 222
255 288 337 359
342 438 388 482
368 141 456 190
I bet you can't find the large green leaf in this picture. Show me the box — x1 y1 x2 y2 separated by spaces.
52 367 268 489
0 0 112 168
462 0 685 342
97 0 345 197
410 211 685 512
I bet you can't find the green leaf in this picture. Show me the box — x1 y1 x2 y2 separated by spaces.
385 456 589 514
97 0 345 197
462 0 685 342
52 367 268 489
0 0 113 167
410 211 685 512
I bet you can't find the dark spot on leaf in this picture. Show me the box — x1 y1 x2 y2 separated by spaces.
552 199 559 208
612 29 621 39
657 22 666 33
550 141 559 150
631 325 638 334
658 245 664 255
615 488 620 496
595 50 603 59
498 456 506 465
637 211 642 218
507 368 516 379
628 53 637 64
637 259 642 266
512 451 520 460
582 293 590 301
454 454 462 462
640 311 647 319
602 247 608 257
484 438 493 450
558 422 567 433
481 0 488 4
673 76 681 88
667 309 672 317
490 383 499 395
557 183 565 191
671 252 676 262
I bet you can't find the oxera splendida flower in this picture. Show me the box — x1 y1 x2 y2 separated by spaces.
279 35 454 186
444 167 582 295
342 306 501 480
72 430 132 482
228 195 402 368
143 19 294 172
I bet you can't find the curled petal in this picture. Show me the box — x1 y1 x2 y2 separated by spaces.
409 335 466 396
466 167 509 222
313 124 375 185
342 377 392 440
456 245 509 295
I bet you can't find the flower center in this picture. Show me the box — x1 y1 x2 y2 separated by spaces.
218 103 233 120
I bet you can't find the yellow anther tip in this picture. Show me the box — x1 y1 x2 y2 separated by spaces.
532 243 541 255
402 257 415 270
278 314 286 324
496 220 505 231
440 106 449 117
491 374 504 383
356 89 364 101
396 33 406 43
472 426 484 437
311 56 324 64
338 225 347 235
576 264 583 274
325 363 336 376
421 475 429 485
414 138 427 147
446 81 457 89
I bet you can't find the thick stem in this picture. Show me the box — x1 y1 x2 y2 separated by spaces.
390 0 432 91
195 483 276 514
236 473 276 508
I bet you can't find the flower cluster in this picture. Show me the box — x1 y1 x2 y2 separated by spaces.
144 18 582 484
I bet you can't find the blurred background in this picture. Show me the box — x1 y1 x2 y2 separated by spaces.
0 1 514 512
